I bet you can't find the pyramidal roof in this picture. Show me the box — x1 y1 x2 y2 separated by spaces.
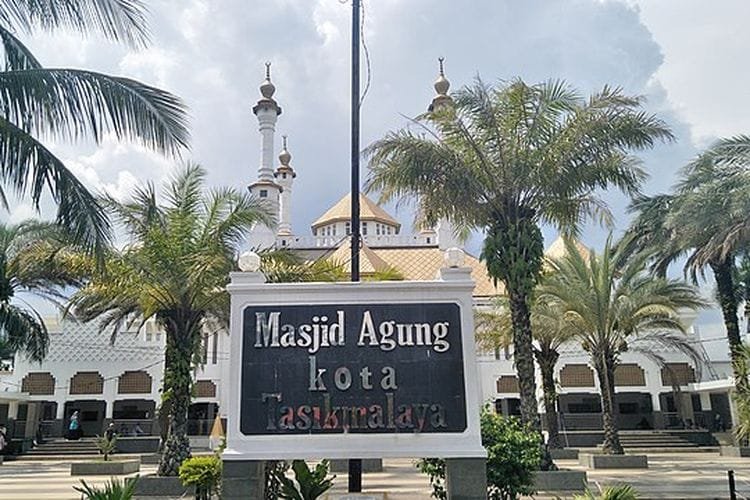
311 193 401 230
544 235 591 261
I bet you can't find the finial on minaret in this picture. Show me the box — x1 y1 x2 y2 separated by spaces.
254 61 281 116
260 61 276 99
279 135 291 167
429 57 453 112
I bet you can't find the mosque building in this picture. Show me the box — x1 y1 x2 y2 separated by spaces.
0 62 735 450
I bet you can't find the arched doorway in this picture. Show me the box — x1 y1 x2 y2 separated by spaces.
63 400 106 437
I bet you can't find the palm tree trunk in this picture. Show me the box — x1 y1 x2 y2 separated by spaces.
508 288 541 430
594 353 623 455
536 348 562 449
157 325 194 476
711 257 745 385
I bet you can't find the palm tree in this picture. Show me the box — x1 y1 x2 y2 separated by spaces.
539 238 706 454
626 136 750 386
476 292 576 449
69 164 271 476
0 0 189 257
0 220 87 363
366 77 672 439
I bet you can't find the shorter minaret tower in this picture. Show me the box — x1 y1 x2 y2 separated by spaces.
274 135 296 246
248 62 283 249
428 57 460 249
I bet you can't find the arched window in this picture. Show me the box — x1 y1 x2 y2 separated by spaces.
559 364 595 387
118 371 153 394
21 372 55 395
69 371 104 394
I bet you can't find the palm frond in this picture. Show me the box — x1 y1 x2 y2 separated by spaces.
0 0 149 47
0 115 110 258
0 302 48 362
0 24 40 70
0 68 189 155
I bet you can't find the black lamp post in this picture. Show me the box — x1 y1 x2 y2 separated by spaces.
348 0 363 493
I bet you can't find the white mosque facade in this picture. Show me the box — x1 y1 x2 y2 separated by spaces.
0 64 738 448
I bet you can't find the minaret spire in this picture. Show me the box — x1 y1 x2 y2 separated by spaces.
275 134 296 241
248 62 283 249
429 57 454 112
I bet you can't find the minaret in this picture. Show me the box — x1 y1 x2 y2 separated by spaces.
274 135 296 246
248 62 283 249
428 58 460 249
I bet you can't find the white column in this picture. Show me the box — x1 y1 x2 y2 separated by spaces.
278 183 292 235
7 400 18 419
257 108 277 182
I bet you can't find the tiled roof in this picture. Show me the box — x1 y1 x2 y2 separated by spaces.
312 193 401 229
325 243 391 275
372 247 503 297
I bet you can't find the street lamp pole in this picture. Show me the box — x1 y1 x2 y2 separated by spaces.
348 0 363 492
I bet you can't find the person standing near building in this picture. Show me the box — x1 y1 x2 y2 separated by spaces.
68 411 81 440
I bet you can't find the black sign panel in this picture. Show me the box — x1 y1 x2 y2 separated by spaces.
240 302 466 435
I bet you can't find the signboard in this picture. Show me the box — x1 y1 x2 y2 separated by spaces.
240 303 466 435
224 273 485 460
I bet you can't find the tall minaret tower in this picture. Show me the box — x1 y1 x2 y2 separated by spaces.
248 62 283 249
428 58 460 250
274 135 296 247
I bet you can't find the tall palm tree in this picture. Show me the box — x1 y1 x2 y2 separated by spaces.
626 136 750 386
0 220 87 363
476 293 576 449
69 164 271 476
0 0 189 257
366 77 672 440
540 238 706 454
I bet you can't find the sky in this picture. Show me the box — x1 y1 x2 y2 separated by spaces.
7 0 750 343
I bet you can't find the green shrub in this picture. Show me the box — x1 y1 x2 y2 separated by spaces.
95 435 117 461
265 460 290 499
274 459 335 500
179 455 222 500
73 476 138 500
417 408 542 500
574 484 639 500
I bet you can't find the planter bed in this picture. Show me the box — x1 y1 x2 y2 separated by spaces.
71 459 140 476
133 474 192 497
579 453 647 469
533 469 587 492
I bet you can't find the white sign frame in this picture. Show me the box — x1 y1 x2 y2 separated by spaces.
223 267 486 460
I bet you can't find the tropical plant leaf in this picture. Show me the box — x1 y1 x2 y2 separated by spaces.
0 0 149 47
0 68 189 155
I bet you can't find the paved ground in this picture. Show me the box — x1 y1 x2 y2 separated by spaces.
0 453 749 499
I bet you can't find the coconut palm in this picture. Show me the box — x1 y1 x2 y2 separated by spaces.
476 294 575 449
366 77 672 438
540 238 706 454
626 136 750 385
69 164 271 476
0 220 87 363
0 0 189 258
